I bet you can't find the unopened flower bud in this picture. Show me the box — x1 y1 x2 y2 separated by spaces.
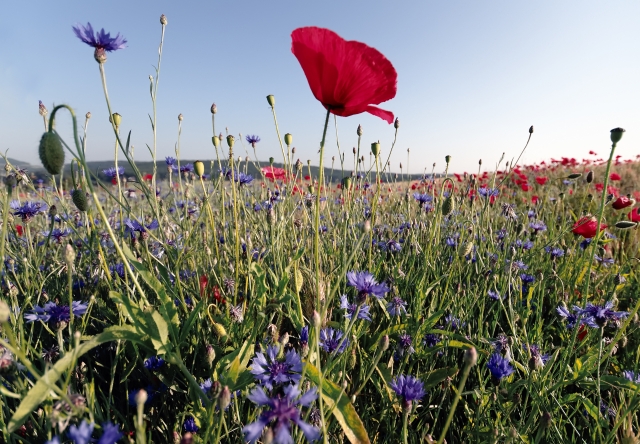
394 118 400 129
212 136 220 147
160 14 168 25
445 155 451 164
464 347 478 367
269 157 274 165
586 171 594 183
212 322 227 338
178 113 183 122
85 111 91 120
540 412 552 429
357 124 363 136
266 95 275 107
135 389 148 406
0 301 10 323
529 125 534 134
280 332 290 348
64 244 75 268
284 133 293 146
219 386 231 410
39 132 65 175
206 344 216 367
210 103 217 114
38 101 48 117
615 221 637 229
380 334 390 351
312 310 322 327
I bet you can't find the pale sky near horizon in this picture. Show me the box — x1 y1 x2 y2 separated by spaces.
1 1 639 175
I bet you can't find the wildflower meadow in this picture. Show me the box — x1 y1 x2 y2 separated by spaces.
2 14 640 444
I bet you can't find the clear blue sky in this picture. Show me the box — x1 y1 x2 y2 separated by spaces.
1 1 639 174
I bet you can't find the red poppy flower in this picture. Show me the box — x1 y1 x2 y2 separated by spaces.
15 225 23 236
612 195 635 210
610 173 621 181
291 27 397 123
520 183 530 192
572 216 606 238
111 178 118 185
531 195 539 204
577 324 588 342
261 166 288 181
143 173 153 181
628 208 640 222
535 176 547 185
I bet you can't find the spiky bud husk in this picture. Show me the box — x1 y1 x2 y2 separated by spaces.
212 322 227 338
71 189 88 212
219 386 231 410
610 127 625 144
266 95 275 107
38 132 65 175
357 124 363 136
294 268 304 294
178 113 183 122
64 244 75 268
442 195 455 216
284 133 293 146
464 347 478 367
194 161 205 177
371 142 381 157
160 14 168 25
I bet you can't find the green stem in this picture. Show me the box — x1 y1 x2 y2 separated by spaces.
314 108 332 317
437 359 473 444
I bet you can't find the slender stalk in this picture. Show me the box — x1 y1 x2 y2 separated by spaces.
314 109 332 317
437 355 474 444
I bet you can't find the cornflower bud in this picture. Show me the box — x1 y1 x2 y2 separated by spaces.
211 103 217 114
160 14 168 25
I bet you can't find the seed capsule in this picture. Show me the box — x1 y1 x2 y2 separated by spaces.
38 132 65 175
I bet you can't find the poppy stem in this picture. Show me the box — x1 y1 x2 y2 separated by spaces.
315 108 332 322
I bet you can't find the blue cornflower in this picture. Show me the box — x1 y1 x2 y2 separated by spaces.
144 356 165 371
511 260 528 270
622 371 640 383
478 187 499 198
515 239 534 250
339 295 372 321
600 401 616 419
180 163 194 174
24 301 88 324
546 246 565 258
319 328 349 354
487 290 502 301
423 333 441 348
520 274 535 285
594 255 615 267
380 239 402 252
43 228 72 243
102 167 124 179
299 326 309 349
387 297 408 317
72 22 126 53
109 263 126 279
346 271 390 302
529 221 547 233
390 375 426 407
183 416 199 433
486 353 515 382
243 384 320 444
413 193 433 207
124 218 159 237
165 157 178 168
579 238 592 250
246 135 261 147
45 437 61 444
575 301 628 328
97 422 123 444
396 333 415 357
444 314 465 331
250 345 302 390
523 344 550 369
68 420 94 444
527 210 536 219
496 228 507 240
11 201 47 222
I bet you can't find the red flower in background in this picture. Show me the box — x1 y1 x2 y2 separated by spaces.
610 173 621 181
535 177 548 185
143 174 153 181
572 216 606 239
612 195 635 210
261 166 288 181
291 27 397 123
15 225 23 236
628 208 640 222
531 195 539 204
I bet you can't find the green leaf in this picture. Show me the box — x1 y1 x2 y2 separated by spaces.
368 324 407 352
8 326 147 432
305 363 371 444
422 367 459 390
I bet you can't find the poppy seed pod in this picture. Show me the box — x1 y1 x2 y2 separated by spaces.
194 161 205 177
71 189 88 212
226 135 235 148
284 133 293 146
269 157 274 165
371 142 381 157
567 173 582 180
445 155 451 164
442 195 455 216
212 136 220 148
610 127 625 144
341 176 352 190
266 95 275 107
38 132 65 175
586 171 594 183
109 113 121 130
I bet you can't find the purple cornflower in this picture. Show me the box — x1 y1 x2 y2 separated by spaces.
423 333 441 348
390 375 426 408
413 193 433 207
511 260 528 270
97 422 123 444
11 201 47 222
43 228 72 243
387 297 408 317
546 246 565 258
445 236 458 248
251 345 302 390
594 255 615 267
25 301 88 324
165 157 177 167
527 210 536 219
523 344 550 369
575 301 628 328
242 384 320 444
346 271 390 302
487 353 515 382
339 295 372 321
444 314 465 331
237 172 254 185
515 239 534 250
102 166 124 179
68 420 94 444
246 135 261 147
180 163 194 174
520 274 535 285
319 328 349 354
73 23 127 52
478 187 499 198
487 290 502 301
622 370 640 383
529 221 547 233
124 218 159 237
556 305 592 329
183 416 199 433
299 326 309 349
396 333 415 357
110 263 125 279
144 356 165 371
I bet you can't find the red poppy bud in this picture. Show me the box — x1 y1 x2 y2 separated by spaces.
572 216 607 238
612 195 634 210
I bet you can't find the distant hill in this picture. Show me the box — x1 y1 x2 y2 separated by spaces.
6 158 431 183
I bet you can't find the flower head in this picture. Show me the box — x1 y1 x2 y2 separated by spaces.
68 420 95 444
575 300 628 328
183 416 199 433
144 356 165 371
572 216 606 239
390 375 425 408
478 187 499 198
346 271 389 302
319 328 349 354
486 353 515 382
102 167 124 179
24 301 88 324
387 297 408 317
246 135 261 147
73 23 126 63
339 295 371 321
97 422 123 444
243 384 320 444
622 370 640 383
251 345 302 391
11 201 47 222
291 27 397 123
